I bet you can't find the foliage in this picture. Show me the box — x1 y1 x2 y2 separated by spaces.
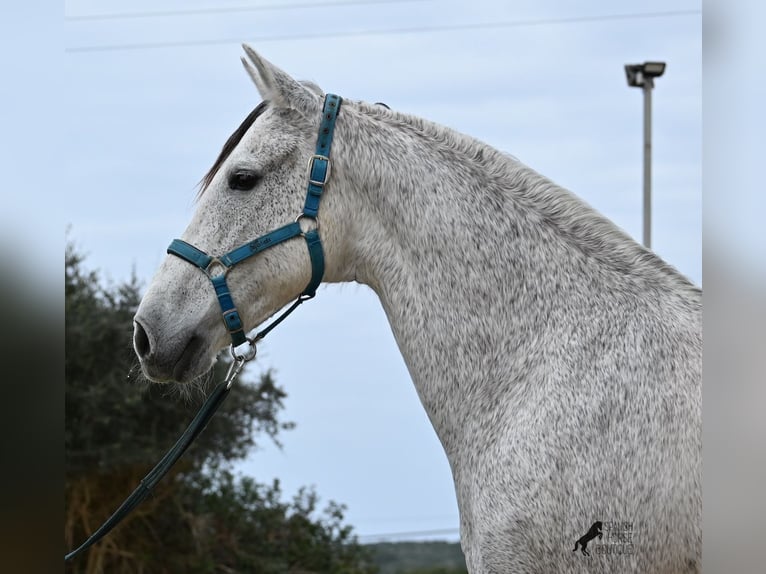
65 243 293 478
367 541 467 574
64 242 375 573
176 469 375 573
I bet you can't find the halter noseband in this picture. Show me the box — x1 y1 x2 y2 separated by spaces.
167 93 342 355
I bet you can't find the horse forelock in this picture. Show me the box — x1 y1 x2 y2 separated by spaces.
197 100 269 198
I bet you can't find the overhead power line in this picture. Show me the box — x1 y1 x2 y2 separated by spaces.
66 9 701 54
66 0 428 21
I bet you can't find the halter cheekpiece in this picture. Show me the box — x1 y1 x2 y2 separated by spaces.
167 94 342 355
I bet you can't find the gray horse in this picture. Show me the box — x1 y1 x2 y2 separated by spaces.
133 47 701 573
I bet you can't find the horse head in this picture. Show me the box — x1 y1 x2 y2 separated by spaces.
133 47 358 383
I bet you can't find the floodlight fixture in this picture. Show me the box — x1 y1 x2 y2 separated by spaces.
625 61 666 88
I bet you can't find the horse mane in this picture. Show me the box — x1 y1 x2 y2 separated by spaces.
352 100 700 295
198 96 697 295
198 100 269 196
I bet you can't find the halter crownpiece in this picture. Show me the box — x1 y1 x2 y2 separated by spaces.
167 94 342 356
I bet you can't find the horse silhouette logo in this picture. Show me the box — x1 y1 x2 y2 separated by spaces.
573 521 603 556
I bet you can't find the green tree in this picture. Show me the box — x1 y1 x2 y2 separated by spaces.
65 243 291 476
65 243 376 573
367 541 467 574
177 470 373 573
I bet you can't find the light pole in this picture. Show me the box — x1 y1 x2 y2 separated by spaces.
624 61 666 249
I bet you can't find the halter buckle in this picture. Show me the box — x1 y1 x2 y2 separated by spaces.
306 154 331 188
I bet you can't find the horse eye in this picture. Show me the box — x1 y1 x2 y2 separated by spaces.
228 170 260 191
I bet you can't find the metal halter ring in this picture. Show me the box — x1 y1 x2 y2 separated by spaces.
205 258 229 279
295 213 320 234
230 339 257 362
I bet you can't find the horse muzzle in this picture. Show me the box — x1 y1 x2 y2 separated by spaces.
133 317 212 383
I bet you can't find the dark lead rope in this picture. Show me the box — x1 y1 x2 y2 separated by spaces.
65 94 342 562
64 295 311 562
65 359 242 562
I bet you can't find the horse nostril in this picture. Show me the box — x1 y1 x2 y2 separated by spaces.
133 320 151 359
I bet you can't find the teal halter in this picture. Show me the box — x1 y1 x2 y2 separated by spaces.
167 94 342 353
65 95 344 564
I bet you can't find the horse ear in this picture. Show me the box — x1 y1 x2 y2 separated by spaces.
241 45 319 113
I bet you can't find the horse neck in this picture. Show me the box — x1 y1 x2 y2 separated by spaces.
332 104 699 449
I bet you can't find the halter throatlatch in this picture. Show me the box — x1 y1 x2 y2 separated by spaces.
65 94 343 563
168 94 342 356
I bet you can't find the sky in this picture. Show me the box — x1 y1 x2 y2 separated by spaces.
54 0 703 542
